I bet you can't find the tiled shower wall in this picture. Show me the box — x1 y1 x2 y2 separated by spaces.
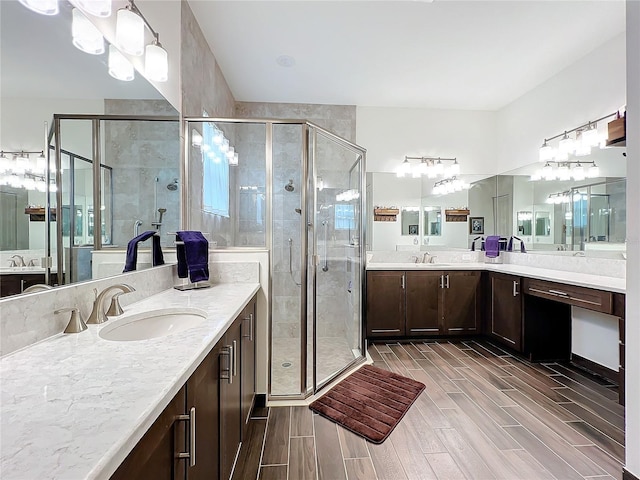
103 100 180 247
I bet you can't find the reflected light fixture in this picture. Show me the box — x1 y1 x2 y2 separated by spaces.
539 140 552 162
77 0 112 17
18 0 58 15
397 156 459 179
115 4 144 56
145 40 168 82
72 8 105 55
108 45 135 81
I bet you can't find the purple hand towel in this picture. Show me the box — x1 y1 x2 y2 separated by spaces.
123 231 164 272
176 231 209 283
484 235 501 258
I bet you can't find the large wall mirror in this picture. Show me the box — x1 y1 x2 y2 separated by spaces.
368 144 626 254
0 1 180 297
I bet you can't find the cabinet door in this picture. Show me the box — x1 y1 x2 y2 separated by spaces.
366 271 405 337
443 271 481 335
186 343 222 480
241 299 256 433
110 387 187 480
489 273 523 351
220 319 242 480
405 271 442 335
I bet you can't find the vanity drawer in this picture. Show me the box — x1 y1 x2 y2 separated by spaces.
523 278 613 314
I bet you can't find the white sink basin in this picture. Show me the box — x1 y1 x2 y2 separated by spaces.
99 307 208 341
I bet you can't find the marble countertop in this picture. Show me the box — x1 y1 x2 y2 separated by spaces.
0 282 260 480
366 262 626 293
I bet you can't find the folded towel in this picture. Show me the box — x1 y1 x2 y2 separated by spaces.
123 231 164 272
176 231 209 283
484 235 501 258
507 236 527 253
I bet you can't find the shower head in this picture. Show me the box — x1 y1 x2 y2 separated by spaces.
285 179 295 192
167 178 179 191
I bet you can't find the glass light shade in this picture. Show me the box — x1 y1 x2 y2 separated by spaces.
77 0 111 17
417 160 428 176
23 177 36 191
448 160 460 176
145 43 168 82
411 166 421 178
226 147 235 160
582 124 600 147
35 179 47 192
574 138 591 157
72 8 105 55
555 149 568 161
115 7 144 56
230 153 239 166
220 138 230 153
108 45 134 81
434 160 444 175
558 133 575 155
14 154 30 174
588 163 600 178
191 130 203 147
572 163 585 181
539 142 552 162
212 129 224 145
36 152 47 173
0 154 10 174
542 162 555 180
18 0 58 15
557 164 570 181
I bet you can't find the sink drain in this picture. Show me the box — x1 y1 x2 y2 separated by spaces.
281 362 292 368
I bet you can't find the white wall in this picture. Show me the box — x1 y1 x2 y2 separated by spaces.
496 33 626 174
357 107 497 174
625 1 639 476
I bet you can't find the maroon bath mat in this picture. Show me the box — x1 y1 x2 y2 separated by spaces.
309 364 425 444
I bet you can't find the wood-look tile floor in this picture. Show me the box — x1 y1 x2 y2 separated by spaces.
234 339 625 480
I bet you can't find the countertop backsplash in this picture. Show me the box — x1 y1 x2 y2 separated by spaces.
0 258 261 357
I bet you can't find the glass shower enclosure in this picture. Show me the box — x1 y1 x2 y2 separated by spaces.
185 118 366 399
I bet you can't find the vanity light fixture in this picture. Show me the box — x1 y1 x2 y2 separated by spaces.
431 176 470 196
18 0 58 15
0 150 55 191
397 156 460 179
115 0 169 82
72 8 105 55
538 111 618 163
108 45 135 81
531 160 600 182
76 0 111 18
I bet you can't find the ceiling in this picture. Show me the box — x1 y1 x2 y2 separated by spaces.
188 0 626 111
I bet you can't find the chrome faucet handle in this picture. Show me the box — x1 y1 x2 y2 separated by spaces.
87 284 136 324
55 307 88 334
7 260 17 267
106 292 127 317
429 255 438 264
27 259 37 267
410 255 419 263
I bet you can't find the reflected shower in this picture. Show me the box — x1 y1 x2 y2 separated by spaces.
167 178 179 191
285 179 295 192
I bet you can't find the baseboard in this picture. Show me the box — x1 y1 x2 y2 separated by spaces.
623 467 640 480
570 354 618 384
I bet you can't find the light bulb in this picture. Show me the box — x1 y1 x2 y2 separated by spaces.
588 163 600 178
582 122 600 147
14 154 30 174
191 130 203 147
108 45 135 81
557 163 570 181
0 153 10 173
145 42 168 82
212 128 224 145
542 162 555 180
72 8 105 55
77 0 111 17
18 0 58 15
417 160 428 176
434 160 444 175
448 159 460 176
220 138 230 153
36 152 47 173
226 147 235 160
115 7 144 56
572 163 585 181
539 141 552 162
558 132 575 155
230 153 239 166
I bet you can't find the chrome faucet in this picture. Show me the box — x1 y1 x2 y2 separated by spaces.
10 255 25 267
421 252 431 263
87 284 135 324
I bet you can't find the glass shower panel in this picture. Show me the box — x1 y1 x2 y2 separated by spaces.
270 123 305 396
310 128 364 391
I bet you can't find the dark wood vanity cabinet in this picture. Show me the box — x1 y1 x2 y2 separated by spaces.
111 296 257 480
241 300 256 432
366 271 406 337
366 270 480 338
487 272 523 352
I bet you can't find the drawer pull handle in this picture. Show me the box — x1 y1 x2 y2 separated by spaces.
243 313 254 341
232 340 238 377
513 281 519 297
371 329 401 333
548 289 569 296
220 346 232 383
445 274 450 289
401 274 405 289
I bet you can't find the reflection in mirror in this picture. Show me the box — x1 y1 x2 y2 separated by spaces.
423 206 442 236
517 211 532 235
0 1 179 297
401 207 420 236
534 211 551 236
